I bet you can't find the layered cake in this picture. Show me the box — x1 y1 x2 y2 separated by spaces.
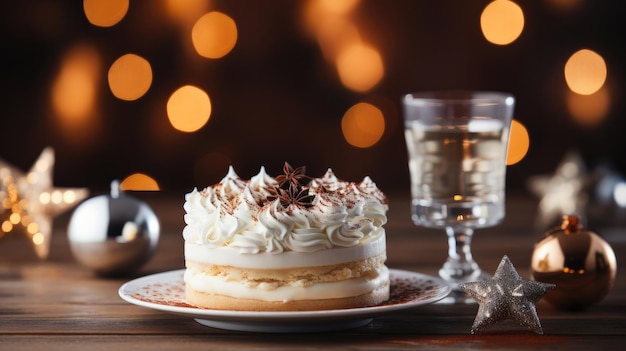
182 163 389 311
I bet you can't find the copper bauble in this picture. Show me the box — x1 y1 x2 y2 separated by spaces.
530 215 616 310
67 181 160 276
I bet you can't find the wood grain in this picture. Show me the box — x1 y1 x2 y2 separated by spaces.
1 192 625 350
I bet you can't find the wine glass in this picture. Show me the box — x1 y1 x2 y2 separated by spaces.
402 91 515 303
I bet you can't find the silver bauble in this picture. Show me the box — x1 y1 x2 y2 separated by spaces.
530 215 617 310
67 180 160 275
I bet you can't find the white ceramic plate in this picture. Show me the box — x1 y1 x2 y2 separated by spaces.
118 269 450 333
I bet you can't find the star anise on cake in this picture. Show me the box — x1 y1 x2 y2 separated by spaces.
270 186 316 208
274 162 308 188
268 162 315 208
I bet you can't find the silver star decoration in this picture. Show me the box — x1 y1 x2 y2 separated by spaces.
1 147 88 259
527 151 588 229
459 255 555 334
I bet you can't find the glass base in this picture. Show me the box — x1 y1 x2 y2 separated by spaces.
437 290 478 305
436 270 491 304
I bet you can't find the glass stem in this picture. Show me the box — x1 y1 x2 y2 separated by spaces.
439 226 482 286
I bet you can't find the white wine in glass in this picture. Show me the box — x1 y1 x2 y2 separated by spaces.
403 91 514 303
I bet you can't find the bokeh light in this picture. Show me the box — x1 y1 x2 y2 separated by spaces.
566 87 610 127
165 0 210 24
341 102 385 148
564 49 607 95
303 0 383 93
314 16 361 62
614 182 626 207
120 173 160 191
108 54 153 101
83 0 129 27
317 0 360 15
191 11 238 59
506 119 530 165
51 44 101 144
480 0 524 45
303 0 359 32
167 85 212 133
335 43 384 92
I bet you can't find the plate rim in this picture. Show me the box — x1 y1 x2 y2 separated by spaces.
118 268 451 322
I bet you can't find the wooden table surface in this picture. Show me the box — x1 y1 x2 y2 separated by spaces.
1 191 625 350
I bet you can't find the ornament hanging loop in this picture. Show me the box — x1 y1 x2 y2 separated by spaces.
560 215 582 234
110 180 121 198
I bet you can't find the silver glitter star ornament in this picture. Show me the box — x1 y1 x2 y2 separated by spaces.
527 152 588 230
459 255 555 334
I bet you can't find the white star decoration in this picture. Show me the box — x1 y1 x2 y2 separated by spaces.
459 255 555 334
527 152 588 229
0 147 88 259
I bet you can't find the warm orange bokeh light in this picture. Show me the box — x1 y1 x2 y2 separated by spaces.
314 17 361 62
192 11 238 59
165 0 210 24
52 46 100 121
564 49 607 96
335 43 384 92
51 44 101 144
566 87 610 127
506 119 530 165
480 0 524 45
108 54 153 101
83 0 129 27
303 0 359 31
341 102 385 148
120 173 160 191
316 0 360 15
167 85 212 133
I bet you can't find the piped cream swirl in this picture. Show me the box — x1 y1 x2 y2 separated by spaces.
183 166 388 254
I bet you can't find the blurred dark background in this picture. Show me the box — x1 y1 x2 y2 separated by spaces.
1 0 624 195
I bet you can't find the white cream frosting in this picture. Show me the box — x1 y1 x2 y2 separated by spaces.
184 265 389 302
185 233 386 268
183 166 388 255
